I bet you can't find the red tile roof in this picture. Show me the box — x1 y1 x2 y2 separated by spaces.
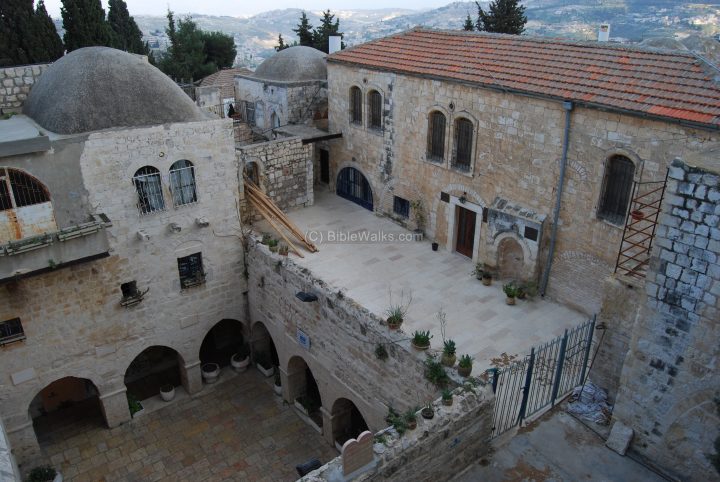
329 28 720 129
199 67 252 100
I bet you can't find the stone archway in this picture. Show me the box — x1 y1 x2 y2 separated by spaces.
29 377 103 444
331 397 369 449
250 321 279 373
199 319 246 367
497 237 525 281
287 356 323 430
124 346 184 402
337 167 373 211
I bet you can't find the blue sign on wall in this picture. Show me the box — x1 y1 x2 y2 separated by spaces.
297 328 310 350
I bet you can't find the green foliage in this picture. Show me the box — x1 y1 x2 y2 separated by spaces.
275 33 291 51
476 0 527 35
403 408 417 423
61 0 114 52
375 343 388 360
463 14 475 31
518 281 538 299
26 465 56 482
0 0 64 66
503 282 519 298
412 330 432 347
293 11 314 47
261 233 272 245
108 0 146 54
267 238 278 248
126 393 142 416
424 355 449 388
443 339 456 356
441 388 453 400
458 354 474 369
202 30 236 70
386 406 407 435
312 10 344 53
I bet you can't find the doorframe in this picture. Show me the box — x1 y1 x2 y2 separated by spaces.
446 195 483 262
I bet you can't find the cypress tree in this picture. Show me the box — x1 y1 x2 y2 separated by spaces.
275 34 290 52
108 0 146 54
0 0 36 65
202 31 236 70
476 0 527 35
463 14 475 31
33 0 64 61
312 10 343 54
293 12 313 47
61 0 114 52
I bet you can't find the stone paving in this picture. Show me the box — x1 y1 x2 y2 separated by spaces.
36 369 337 481
272 190 587 370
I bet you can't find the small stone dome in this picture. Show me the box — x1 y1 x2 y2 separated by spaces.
253 46 327 82
24 47 206 135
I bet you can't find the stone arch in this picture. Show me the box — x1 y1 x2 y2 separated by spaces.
199 319 247 368
495 235 528 281
124 345 185 402
250 321 279 371
335 165 375 212
29 376 104 444
0 167 56 241
287 355 324 427
425 105 451 165
450 110 479 174
330 397 369 449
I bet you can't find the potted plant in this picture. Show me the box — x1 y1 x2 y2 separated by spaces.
471 262 484 281
424 355 449 387
442 339 456 367
160 384 175 402
384 290 411 330
458 354 474 377
404 409 418 430
503 282 518 305
261 233 272 245
386 407 408 436
127 393 143 418
27 465 61 482
273 369 282 396
268 239 279 252
431 241 439 251
421 402 434 420
411 330 432 350
441 388 453 406
278 243 289 256
231 345 250 372
201 362 220 383
517 281 538 301
410 199 426 234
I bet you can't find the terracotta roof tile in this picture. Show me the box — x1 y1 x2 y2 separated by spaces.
329 28 720 128
199 68 252 100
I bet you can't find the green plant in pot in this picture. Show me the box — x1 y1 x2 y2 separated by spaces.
385 289 412 330
441 388 453 406
442 339 457 367
424 355 449 388
27 465 56 482
278 243 289 256
458 354 474 377
503 282 518 305
411 330 432 350
267 238 279 252
471 262 484 281
404 408 418 430
261 233 272 245
421 401 434 419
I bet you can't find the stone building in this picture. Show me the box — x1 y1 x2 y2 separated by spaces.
325 28 720 314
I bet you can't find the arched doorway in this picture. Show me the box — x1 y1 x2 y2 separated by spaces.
30 377 103 444
251 321 279 374
288 356 323 429
498 237 525 281
336 167 373 211
200 319 246 367
331 398 368 449
124 346 183 402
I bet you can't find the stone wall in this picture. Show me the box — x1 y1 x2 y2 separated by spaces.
611 158 720 481
0 418 20 482
238 136 313 211
300 386 494 482
326 63 720 314
0 64 50 112
247 240 435 441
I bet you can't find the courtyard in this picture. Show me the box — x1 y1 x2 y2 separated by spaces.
272 190 588 370
34 369 336 481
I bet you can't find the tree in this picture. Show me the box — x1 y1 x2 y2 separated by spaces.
0 0 64 66
463 14 475 31
61 0 114 52
108 0 146 54
202 31 236 70
476 0 527 35
33 0 64 61
312 10 344 54
275 34 290 52
293 11 313 47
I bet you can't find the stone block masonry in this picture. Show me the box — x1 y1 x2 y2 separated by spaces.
611 158 720 481
0 64 50 111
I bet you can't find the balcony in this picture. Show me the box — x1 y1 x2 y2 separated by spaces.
0 214 112 283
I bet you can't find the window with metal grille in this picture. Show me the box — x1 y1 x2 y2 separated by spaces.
427 111 446 162
0 168 50 211
0 318 25 345
393 196 410 218
598 155 635 225
133 166 165 215
453 118 473 172
245 101 256 126
169 160 197 207
349 86 362 124
178 252 205 289
368 90 382 130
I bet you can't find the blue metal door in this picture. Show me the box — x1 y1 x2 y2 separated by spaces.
336 167 373 211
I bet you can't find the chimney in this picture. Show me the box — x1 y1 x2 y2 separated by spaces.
328 36 342 54
598 24 610 42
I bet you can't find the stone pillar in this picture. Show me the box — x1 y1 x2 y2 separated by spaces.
181 361 203 395
278 366 291 403
99 387 131 428
5 419 40 470
321 406 334 446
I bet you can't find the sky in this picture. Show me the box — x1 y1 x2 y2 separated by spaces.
42 0 446 19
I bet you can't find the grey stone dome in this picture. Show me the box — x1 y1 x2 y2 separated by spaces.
253 46 327 82
24 47 205 135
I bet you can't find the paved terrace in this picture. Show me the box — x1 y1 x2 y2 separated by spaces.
268 190 587 370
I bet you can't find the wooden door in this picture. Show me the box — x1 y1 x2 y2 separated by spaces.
456 206 476 258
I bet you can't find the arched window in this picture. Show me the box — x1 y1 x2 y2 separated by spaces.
426 111 446 163
598 155 635 224
0 168 50 211
453 118 474 172
349 86 362 125
244 161 259 186
169 160 197 207
368 90 382 130
133 166 165 214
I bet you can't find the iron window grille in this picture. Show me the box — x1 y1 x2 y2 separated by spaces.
0 167 50 211
133 166 165 215
0 318 25 345
452 118 473 172
393 196 410 218
178 252 205 289
169 160 197 207
245 101 256 127
349 86 362 125
120 281 148 307
598 155 635 225
368 90 382 130
426 111 446 163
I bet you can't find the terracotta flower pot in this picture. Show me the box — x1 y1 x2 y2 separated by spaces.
411 341 430 351
458 365 472 377
441 353 456 367
506 296 516 306
442 397 453 406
